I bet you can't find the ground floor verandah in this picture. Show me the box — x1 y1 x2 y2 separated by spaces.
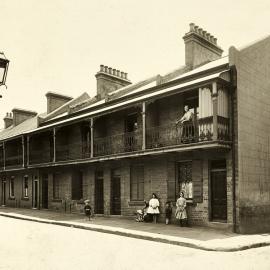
0 149 234 230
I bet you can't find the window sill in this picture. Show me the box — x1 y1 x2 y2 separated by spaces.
129 201 145 206
21 197 29 201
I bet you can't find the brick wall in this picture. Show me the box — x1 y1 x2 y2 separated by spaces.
229 37 270 233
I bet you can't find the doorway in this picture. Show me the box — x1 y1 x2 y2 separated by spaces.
210 160 227 221
42 174 48 209
32 177 39 209
111 169 121 215
95 171 104 214
1 179 6 206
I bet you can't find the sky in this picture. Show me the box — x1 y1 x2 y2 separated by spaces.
0 0 269 128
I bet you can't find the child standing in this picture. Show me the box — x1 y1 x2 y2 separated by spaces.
165 201 172 225
84 200 92 221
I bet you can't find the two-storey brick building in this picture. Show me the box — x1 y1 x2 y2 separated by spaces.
0 24 269 233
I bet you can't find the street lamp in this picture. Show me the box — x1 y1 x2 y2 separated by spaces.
0 52 9 97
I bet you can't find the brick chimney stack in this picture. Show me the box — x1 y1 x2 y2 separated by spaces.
46 92 73 114
12 108 37 126
3 112 13 128
95 65 131 99
183 23 223 69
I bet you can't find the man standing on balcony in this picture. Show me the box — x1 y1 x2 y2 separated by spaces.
175 105 194 142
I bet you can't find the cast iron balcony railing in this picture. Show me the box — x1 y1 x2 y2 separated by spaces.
56 142 90 162
94 130 142 157
30 150 53 165
5 154 23 168
146 122 198 149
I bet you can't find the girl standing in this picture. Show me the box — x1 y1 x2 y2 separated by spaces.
147 193 160 223
175 191 188 226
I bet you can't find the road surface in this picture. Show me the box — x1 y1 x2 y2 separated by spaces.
0 216 269 270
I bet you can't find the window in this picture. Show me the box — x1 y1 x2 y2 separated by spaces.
178 162 193 199
9 176 15 198
130 165 144 201
23 175 29 198
53 174 60 199
72 171 83 200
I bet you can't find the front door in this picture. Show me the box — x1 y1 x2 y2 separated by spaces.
111 169 121 215
42 174 48 209
211 170 227 221
33 178 39 209
95 171 104 214
1 180 6 206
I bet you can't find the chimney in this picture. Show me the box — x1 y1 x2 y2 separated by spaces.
46 92 73 114
12 108 38 126
3 112 13 128
183 23 223 69
95 65 132 99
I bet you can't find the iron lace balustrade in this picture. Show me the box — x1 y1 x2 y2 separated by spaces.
146 122 198 149
94 130 142 157
5 155 23 168
30 150 52 165
56 142 90 162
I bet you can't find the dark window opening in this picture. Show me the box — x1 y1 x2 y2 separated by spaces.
72 171 83 200
130 165 144 201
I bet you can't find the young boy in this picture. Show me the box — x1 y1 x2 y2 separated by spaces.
84 200 92 221
165 201 172 225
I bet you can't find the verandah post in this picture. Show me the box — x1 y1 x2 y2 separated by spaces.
212 81 218 141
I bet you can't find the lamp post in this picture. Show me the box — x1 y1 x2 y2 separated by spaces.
0 52 9 98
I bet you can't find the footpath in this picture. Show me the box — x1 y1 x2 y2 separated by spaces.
0 207 269 252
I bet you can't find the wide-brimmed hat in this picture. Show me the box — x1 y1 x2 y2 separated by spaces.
84 199 90 204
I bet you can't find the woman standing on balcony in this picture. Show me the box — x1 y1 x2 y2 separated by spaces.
147 193 160 223
175 191 188 226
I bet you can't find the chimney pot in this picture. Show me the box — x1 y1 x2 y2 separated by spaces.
108 67 112 74
189 23 195 32
117 70 120 77
202 30 207 38
104 66 108 73
100 65 104 72
121 72 125 78
183 23 223 69
124 73 128 80
113 69 116 76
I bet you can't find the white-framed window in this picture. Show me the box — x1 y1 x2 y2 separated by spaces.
23 175 29 198
9 176 15 198
178 161 193 199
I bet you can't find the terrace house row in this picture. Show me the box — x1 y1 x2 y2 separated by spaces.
0 24 270 233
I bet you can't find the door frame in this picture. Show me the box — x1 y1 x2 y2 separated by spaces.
209 168 227 222
111 169 121 215
41 174 49 209
94 171 104 214
32 177 39 209
1 179 6 206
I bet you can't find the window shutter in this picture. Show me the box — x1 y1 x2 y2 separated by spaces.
167 161 176 201
192 160 203 203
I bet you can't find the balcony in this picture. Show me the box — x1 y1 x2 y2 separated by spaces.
94 130 142 157
56 142 90 162
5 154 23 169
